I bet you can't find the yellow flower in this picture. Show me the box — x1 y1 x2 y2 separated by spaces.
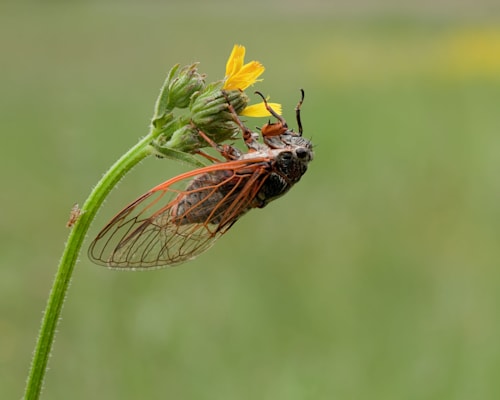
223 44 281 117
223 45 265 90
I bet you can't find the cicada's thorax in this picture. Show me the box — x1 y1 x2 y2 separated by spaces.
171 136 313 227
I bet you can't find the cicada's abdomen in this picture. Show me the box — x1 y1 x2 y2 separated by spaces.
170 169 243 225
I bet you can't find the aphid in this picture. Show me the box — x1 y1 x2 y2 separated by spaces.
88 91 314 269
66 203 81 228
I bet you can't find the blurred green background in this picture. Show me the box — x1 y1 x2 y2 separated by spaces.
2 1 500 399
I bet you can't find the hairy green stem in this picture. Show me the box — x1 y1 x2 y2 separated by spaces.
24 55 254 398
24 133 154 400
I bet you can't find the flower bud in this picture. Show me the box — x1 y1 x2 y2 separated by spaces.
190 84 249 143
168 64 205 109
163 123 202 153
153 63 205 127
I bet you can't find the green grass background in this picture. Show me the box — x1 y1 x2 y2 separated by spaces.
2 2 500 399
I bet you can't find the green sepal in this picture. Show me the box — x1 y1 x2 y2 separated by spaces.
148 143 207 168
153 64 180 123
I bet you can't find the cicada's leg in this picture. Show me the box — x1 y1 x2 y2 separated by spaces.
196 128 242 161
221 91 263 152
254 89 304 137
254 91 288 138
254 91 287 126
194 149 224 163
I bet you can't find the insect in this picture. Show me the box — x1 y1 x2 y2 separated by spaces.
88 91 314 269
66 203 82 228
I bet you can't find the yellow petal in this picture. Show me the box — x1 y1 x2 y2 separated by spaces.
224 61 265 90
240 102 282 117
225 45 245 79
236 61 265 86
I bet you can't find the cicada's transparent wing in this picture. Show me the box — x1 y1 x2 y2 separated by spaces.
88 161 269 269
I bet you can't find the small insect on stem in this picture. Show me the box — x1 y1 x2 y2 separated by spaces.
66 203 82 228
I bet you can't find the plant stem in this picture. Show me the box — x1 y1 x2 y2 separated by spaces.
24 133 153 400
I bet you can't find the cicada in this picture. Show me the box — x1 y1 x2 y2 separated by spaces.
89 91 314 269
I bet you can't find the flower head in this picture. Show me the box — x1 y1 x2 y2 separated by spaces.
222 44 281 117
152 45 283 155
223 45 265 91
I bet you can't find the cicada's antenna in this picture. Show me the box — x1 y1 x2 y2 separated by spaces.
295 89 305 136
